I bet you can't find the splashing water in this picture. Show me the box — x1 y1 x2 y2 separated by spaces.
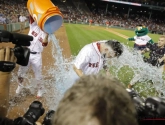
109 44 165 97
9 34 79 111
43 34 79 110
10 39 165 111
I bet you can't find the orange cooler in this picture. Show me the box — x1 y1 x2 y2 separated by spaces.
27 0 63 34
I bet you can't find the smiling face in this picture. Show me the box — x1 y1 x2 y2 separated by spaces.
157 37 165 48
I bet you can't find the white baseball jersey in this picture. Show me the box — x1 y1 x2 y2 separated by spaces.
28 22 47 52
18 20 47 83
74 40 107 75
134 35 151 45
19 16 27 22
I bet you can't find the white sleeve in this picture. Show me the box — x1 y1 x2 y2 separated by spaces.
134 36 137 40
41 31 50 42
146 35 151 41
74 46 90 69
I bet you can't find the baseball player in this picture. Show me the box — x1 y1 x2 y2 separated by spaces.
73 40 123 77
19 13 27 33
16 15 49 98
89 19 92 27
106 20 110 29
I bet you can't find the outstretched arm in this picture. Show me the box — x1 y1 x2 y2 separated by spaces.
148 39 154 44
128 37 135 41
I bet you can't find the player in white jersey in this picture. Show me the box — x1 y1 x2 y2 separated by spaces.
19 13 27 33
16 15 49 98
73 40 123 77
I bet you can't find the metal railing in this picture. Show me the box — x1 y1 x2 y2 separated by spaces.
0 21 29 32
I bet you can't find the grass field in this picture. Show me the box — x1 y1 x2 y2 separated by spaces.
65 23 162 97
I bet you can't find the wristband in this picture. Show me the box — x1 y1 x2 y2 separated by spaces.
0 61 16 72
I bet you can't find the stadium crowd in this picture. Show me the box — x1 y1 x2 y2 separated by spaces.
62 6 165 34
0 0 28 24
0 0 165 34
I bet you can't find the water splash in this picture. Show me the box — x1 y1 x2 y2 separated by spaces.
9 38 165 110
109 44 165 97
43 34 79 110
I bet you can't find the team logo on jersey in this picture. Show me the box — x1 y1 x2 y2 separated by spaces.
31 31 38 37
89 62 99 68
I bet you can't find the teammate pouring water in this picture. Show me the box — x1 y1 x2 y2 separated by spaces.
16 15 50 98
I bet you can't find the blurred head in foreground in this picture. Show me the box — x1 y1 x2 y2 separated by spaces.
52 75 138 125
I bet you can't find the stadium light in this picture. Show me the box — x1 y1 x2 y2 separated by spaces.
101 0 165 11
101 0 142 6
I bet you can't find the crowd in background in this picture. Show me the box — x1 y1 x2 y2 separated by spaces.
0 0 28 24
61 4 165 34
0 0 165 34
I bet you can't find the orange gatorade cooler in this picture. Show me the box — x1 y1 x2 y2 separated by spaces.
27 0 63 34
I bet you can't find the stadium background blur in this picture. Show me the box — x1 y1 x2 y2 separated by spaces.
0 0 165 34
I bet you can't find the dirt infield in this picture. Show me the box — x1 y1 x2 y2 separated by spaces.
0 26 71 121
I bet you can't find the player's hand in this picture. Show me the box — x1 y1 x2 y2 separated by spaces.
42 42 48 47
0 47 17 72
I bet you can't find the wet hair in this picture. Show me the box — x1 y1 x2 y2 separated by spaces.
106 40 123 57
52 75 138 125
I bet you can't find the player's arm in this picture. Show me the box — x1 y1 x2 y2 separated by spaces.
148 39 154 44
73 64 84 77
127 37 135 41
43 33 49 43
73 46 90 77
42 33 49 47
146 35 154 44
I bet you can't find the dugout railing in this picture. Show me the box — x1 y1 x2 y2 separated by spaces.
0 21 29 32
